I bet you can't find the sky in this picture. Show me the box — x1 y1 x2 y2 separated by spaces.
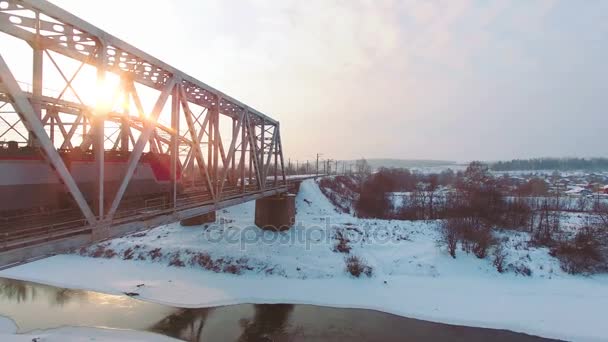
24 1 608 161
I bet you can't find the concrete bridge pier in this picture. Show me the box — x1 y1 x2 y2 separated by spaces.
180 211 216 226
255 194 296 231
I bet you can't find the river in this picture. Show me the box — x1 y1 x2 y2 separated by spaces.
0 277 560 341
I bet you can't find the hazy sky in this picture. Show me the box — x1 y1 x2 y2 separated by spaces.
49 0 608 162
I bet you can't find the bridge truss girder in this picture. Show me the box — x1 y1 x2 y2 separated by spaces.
0 0 287 228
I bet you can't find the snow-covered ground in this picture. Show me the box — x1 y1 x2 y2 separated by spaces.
1 180 607 341
0 316 177 342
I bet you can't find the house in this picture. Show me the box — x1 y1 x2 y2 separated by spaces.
566 186 593 197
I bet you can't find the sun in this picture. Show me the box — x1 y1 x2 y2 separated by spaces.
91 73 125 115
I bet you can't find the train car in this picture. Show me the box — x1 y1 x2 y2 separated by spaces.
0 143 64 212
0 141 181 215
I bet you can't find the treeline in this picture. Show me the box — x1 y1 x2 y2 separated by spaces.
347 162 608 274
491 158 608 171
355 163 527 224
355 167 456 219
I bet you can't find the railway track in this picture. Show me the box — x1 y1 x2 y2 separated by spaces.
0 180 305 253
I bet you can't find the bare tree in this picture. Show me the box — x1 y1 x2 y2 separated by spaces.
427 174 439 219
355 158 372 177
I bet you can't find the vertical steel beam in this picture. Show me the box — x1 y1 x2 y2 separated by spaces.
170 85 180 208
247 118 263 189
231 117 236 185
277 128 287 185
0 54 96 225
212 104 219 196
240 109 248 192
260 121 265 182
262 128 276 188
274 132 278 186
31 10 43 147
120 78 130 152
49 111 55 144
93 42 106 219
207 105 214 192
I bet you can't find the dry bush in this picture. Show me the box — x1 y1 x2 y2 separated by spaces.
90 246 104 258
439 220 458 258
148 248 163 261
439 218 496 259
318 176 360 213
345 255 373 278
507 263 532 276
223 264 242 275
169 252 185 267
122 248 134 260
103 248 117 259
551 226 605 274
332 230 351 254
190 252 220 272
492 245 507 273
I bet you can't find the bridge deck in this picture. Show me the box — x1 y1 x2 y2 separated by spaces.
0 177 316 268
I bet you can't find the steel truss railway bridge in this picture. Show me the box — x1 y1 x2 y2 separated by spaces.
0 0 305 267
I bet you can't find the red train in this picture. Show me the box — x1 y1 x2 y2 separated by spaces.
0 141 181 215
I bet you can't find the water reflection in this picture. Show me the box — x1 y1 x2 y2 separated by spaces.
149 304 295 342
151 308 210 341
0 277 175 332
238 304 294 342
0 278 29 303
0 277 560 342
0 278 86 307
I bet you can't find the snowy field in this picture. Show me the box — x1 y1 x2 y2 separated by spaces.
1 180 607 341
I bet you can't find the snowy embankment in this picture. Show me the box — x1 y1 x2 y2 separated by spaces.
0 316 177 342
1 180 608 341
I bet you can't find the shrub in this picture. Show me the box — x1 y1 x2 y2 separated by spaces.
439 220 458 258
169 253 185 267
190 252 223 272
148 248 163 261
103 248 117 259
223 264 242 275
439 218 495 259
90 246 105 258
332 230 351 254
122 248 134 260
508 263 532 276
345 255 373 278
551 226 605 274
471 226 493 259
492 245 507 273
318 176 359 213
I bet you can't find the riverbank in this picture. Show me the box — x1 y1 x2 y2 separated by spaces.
2 251 607 341
1 180 607 341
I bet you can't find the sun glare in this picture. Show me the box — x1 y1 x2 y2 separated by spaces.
92 74 123 114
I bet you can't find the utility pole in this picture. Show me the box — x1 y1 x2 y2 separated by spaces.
335 160 338 175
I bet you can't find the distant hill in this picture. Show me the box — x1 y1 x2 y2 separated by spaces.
343 158 457 170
